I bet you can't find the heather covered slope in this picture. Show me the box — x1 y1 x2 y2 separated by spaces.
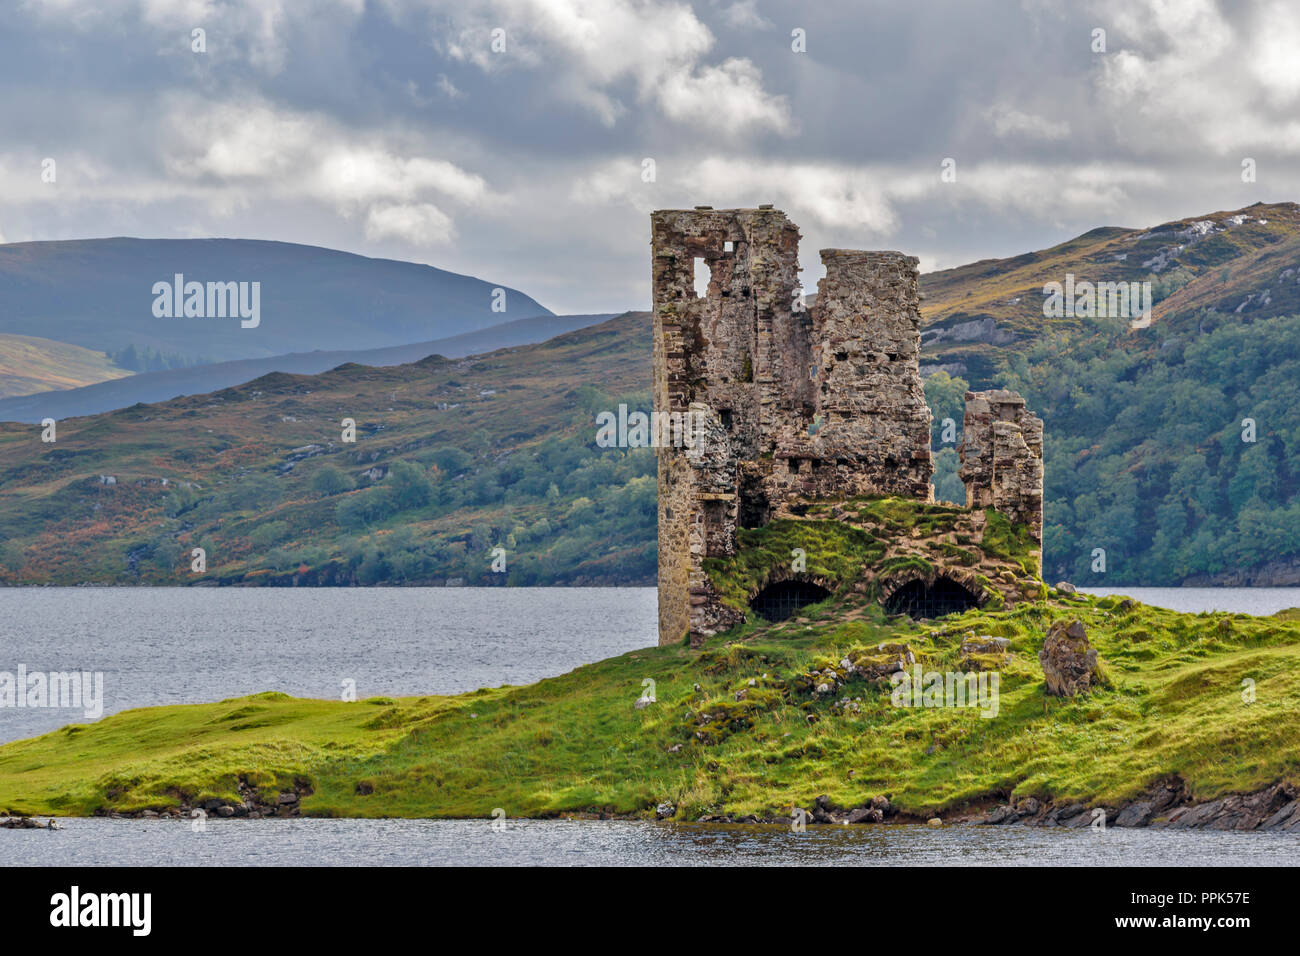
919 200 1300 385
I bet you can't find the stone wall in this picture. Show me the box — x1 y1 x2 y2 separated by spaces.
958 389 1044 542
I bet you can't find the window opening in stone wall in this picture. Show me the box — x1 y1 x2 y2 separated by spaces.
693 257 710 299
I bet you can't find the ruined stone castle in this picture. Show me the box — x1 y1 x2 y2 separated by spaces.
652 206 1044 647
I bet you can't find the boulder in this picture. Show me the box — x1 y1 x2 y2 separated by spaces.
1114 801 1154 828
983 805 1020 825
1049 803 1085 824
845 806 883 824
960 635 1010 658
845 643 915 681
1039 619 1100 696
1 817 46 829
1054 581 1077 594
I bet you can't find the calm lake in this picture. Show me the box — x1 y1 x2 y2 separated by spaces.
2 586 1298 866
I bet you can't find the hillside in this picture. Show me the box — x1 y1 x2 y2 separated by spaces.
920 201 1300 386
1 202 1299 587
0 334 131 397
2 512 1297 824
0 312 654 587
0 237 553 377
0 312 614 423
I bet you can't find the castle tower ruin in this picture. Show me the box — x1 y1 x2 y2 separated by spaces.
651 207 1043 647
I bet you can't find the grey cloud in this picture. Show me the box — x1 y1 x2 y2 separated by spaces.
0 0 1296 313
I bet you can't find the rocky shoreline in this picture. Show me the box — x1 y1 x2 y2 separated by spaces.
89 775 315 821
675 778 1300 832
6 778 1298 833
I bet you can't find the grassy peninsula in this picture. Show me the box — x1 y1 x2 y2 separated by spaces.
1 499 1298 821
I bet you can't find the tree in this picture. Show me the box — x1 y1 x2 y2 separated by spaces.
385 460 432 510
312 464 354 496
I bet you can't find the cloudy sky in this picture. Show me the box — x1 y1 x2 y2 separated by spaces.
2 0 1298 314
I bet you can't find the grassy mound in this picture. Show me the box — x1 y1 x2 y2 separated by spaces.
2 588 1299 820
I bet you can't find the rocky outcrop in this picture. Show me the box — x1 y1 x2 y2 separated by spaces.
920 315 1015 347
90 776 314 820
1 816 62 829
960 635 1010 656
803 643 915 697
696 793 896 825
975 779 1300 832
1038 619 1100 696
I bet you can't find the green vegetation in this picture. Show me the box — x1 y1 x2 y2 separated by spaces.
702 519 884 607
1004 310 1300 584
3 583 1298 820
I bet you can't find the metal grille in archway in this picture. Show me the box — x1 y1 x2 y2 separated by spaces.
750 580 832 622
883 576 981 619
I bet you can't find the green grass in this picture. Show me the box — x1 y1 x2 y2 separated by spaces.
3 590 1298 821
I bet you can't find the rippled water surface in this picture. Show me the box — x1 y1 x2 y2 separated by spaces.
0 587 656 742
4 818 1297 866
1082 587 1300 616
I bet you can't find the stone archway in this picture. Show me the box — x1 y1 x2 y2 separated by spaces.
749 578 832 622
880 573 984 619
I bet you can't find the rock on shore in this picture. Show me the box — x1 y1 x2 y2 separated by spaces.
974 779 1300 831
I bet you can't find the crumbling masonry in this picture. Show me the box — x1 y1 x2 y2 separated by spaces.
653 207 1045 647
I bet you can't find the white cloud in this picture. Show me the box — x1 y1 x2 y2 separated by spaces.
365 202 456 244
719 0 772 31
24 0 366 74
436 74 464 99
424 0 790 136
571 154 1168 242
160 97 489 219
1092 0 1300 153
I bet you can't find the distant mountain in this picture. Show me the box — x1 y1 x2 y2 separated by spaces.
0 237 553 369
0 312 615 423
0 333 132 397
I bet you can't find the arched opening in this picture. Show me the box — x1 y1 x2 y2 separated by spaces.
749 579 831 622
883 576 981 619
